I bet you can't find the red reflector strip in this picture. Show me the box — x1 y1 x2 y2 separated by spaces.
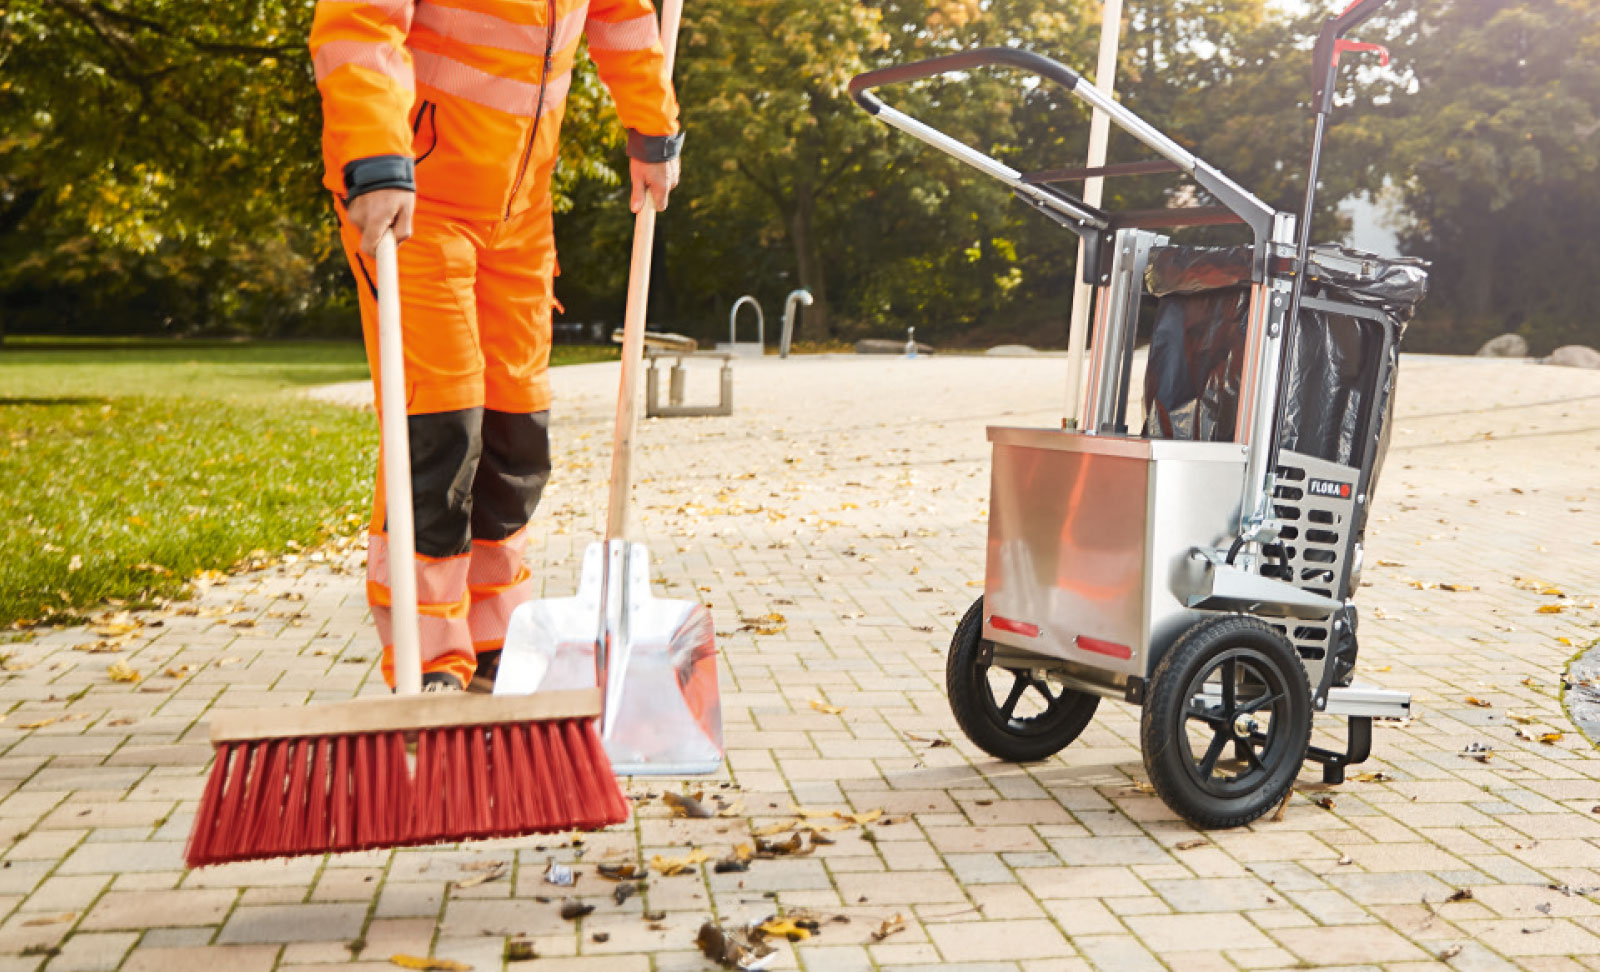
988 615 1040 638
1075 636 1132 660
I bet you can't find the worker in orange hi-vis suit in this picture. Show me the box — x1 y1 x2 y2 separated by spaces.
310 0 682 692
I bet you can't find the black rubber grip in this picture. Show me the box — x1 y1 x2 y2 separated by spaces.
849 48 1081 115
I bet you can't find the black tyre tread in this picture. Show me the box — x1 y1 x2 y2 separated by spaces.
946 597 1099 763
1140 614 1311 829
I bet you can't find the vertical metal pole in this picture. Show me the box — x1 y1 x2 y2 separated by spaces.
1063 0 1124 428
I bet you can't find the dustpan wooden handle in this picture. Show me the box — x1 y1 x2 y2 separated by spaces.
375 231 423 698
604 0 685 543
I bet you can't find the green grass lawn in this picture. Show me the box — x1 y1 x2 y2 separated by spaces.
0 339 616 628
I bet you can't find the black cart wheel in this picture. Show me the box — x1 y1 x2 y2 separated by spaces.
1141 615 1312 829
947 597 1099 762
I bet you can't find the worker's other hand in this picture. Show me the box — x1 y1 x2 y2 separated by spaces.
348 188 416 257
630 158 680 213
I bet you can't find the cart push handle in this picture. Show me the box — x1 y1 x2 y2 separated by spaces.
848 48 1277 261
847 47 1201 190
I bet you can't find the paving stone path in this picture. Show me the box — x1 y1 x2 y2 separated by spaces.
4 353 1599 972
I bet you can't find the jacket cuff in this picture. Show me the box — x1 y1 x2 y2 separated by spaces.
625 130 684 163
343 155 415 201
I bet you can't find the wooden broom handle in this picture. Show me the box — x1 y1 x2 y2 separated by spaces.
604 0 685 542
375 231 423 698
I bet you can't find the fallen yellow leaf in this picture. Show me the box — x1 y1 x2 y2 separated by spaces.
1464 697 1492 708
19 716 58 729
1537 604 1564 615
750 821 795 838
809 700 843 715
1540 732 1564 745
833 808 883 826
107 662 141 683
389 956 471 971
797 821 853 834
757 918 811 942
21 912 76 926
650 848 708 876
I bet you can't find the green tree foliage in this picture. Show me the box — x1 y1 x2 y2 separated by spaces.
1 0 1594 353
0 0 348 339
1381 0 1600 353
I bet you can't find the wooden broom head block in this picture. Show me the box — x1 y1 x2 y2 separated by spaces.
208 688 603 744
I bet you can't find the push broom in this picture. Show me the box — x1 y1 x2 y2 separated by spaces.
184 229 629 867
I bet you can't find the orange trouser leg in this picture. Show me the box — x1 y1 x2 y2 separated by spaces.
465 196 556 652
340 200 490 689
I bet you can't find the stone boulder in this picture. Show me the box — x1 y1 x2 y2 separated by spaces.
856 338 933 355
985 344 1038 356
1476 333 1528 358
1545 345 1600 370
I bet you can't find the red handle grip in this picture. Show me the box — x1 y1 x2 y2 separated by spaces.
1333 38 1390 68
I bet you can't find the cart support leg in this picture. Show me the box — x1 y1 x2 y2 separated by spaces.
1305 715 1372 785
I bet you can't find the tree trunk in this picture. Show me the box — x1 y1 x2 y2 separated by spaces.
788 181 831 339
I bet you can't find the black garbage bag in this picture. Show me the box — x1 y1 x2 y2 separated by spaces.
1142 244 1427 466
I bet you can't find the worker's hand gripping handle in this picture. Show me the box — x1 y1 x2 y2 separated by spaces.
604 0 684 543
375 231 423 697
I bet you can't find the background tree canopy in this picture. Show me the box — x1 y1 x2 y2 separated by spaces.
1 0 1595 353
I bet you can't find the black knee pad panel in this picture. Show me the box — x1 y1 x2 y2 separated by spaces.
471 410 551 543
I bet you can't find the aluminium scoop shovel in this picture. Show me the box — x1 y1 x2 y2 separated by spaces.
494 0 723 776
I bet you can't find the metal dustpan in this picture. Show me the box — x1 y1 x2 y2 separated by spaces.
497 541 721 775
496 0 722 776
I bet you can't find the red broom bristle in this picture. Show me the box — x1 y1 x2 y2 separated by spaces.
411 730 443 843
487 725 516 835
467 728 492 839
188 714 631 867
304 739 329 853
330 736 353 853
277 740 309 857
352 734 374 850
507 724 543 830
385 733 412 844
240 739 287 858
185 742 232 868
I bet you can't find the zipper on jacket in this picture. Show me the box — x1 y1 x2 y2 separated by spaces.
412 100 440 166
505 0 558 220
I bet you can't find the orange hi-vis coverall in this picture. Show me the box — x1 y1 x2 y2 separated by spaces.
311 0 682 688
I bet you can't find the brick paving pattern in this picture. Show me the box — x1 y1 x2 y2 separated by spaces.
4 352 1599 971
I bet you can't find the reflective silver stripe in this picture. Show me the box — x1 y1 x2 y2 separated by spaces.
553 3 590 52
367 533 468 604
374 608 473 658
585 12 658 52
411 1 588 55
467 527 529 587
412 47 542 115
313 39 415 88
467 580 533 644
542 69 572 113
